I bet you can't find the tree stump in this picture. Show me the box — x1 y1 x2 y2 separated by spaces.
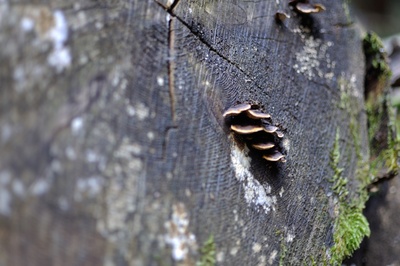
0 0 397 265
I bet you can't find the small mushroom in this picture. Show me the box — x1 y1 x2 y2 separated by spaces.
263 124 279 133
275 11 290 22
275 130 284 138
295 2 325 14
231 125 264 134
223 103 251 117
252 142 275 150
263 152 286 162
223 103 286 163
246 109 271 119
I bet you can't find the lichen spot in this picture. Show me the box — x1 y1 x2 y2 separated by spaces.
157 76 164 86
71 116 84 134
268 250 278 265
292 30 335 81
230 143 276 214
252 242 262 253
135 102 149 121
282 138 290 153
286 232 295 243
164 202 197 262
45 10 71 72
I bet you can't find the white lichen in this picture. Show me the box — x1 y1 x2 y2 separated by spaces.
339 73 362 100
71 117 84 134
96 137 143 243
126 105 136 116
278 187 285 198
268 249 278 265
12 179 25 197
157 76 164 86
85 149 100 163
20 17 34 32
292 28 335 81
164 202 197 261
30 178 50 196
230 246 239 256
258 255 267 266
230 143 276 214
252 242 262 253
75 176 103 201
286 232 295 243
45 10 71 72
135 102 149 121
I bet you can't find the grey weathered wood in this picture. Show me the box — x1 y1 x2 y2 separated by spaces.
0 0 378 265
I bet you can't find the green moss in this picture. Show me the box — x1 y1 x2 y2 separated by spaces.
329 129 348 202
330 209 370 263
367 94 399 179
325 30 397 266
364 30 398 184
342 0 352 24
279 235 287 266
366 97 385 144
197 235 216 266
328 129 371 265
385 102 400 174
363 32 392 81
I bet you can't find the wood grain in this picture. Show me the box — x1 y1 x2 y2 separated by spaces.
0 0 377 265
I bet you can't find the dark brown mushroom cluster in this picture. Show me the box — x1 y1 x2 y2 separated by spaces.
223 103 286 162
289 0 325 14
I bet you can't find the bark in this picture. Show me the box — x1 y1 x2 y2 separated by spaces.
0 0 391 265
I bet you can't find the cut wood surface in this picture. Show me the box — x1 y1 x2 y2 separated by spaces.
0 0 395 265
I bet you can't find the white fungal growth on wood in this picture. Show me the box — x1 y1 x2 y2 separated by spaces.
230 143 276 214
97 137 142 242
135 102 150 121
20 17 34 31
30 178 50 196
286 232 295 243
252 242 262 253
268 250 278 265
75 176 103 201
45 10 71 72
292 29 335 80
164 202 197 261
71 116 84 134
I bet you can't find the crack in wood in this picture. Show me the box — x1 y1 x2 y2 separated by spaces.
161 125 178 161
154 0 266 93
168 16 177 124
44 76 104 147
168 0 180 11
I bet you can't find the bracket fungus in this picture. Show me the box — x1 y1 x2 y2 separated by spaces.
223 103 286 163
275 11 290 23
289 0 325 14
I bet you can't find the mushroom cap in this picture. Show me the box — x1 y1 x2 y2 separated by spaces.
275 130 284 138
263 152 286 162
251 142 275 150
313 4 326 12
263 124 279 133
296 3 325 13
275 11 290 22
231 125 264 134
223 103 251 117
246 109 271 119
